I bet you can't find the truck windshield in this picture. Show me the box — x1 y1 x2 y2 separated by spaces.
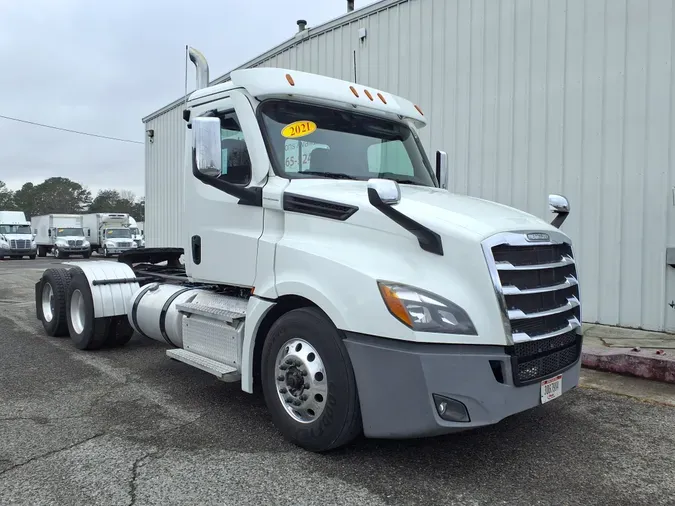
56 228 84 237
259 99 437 186
106 229 131 238
0 224 31 234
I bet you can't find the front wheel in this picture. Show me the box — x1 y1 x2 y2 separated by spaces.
103 246 109 258
261 307 362 452
82 250 91 259
53 247 61 259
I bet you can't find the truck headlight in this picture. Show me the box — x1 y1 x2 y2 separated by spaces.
0 241 8 248
31 241 37 249
82 240 90 247
56 240 68 247
377 281 477 335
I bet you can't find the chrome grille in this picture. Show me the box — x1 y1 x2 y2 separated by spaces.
118 242 131 248
10 239 30 249
482 231 582 385
67 240 84 247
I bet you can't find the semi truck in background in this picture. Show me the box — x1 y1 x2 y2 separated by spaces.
0 211 36 259
128 216 145 248
82 213 137 257
31 214 91 259
33 48 582 452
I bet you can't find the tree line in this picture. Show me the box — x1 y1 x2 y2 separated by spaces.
0 177 144 221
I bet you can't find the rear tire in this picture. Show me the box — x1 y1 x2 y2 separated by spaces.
65 268 109 350
105 316 134 347
37 246 46 257
261 307 362 452
39 268 72 337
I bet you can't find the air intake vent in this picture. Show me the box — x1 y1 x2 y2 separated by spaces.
283 194 358 221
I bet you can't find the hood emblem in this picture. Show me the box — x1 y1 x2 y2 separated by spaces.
526 232 550 242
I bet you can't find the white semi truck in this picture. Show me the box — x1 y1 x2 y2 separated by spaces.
128 216 145 248
33 48 582 452
31 214 91 259
82 213 137 257
0 210 36 259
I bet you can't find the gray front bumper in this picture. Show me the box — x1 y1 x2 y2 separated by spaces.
343 332 582 439
1 248 34 256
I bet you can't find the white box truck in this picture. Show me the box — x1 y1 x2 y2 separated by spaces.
128 216 145 248
31 214 91 259
0 210 36 259
82 213 137 257
33 48 582 452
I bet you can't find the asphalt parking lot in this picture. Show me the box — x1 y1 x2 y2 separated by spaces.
1 258 675 505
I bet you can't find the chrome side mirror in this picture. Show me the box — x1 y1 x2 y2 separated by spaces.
367 178 401 205
548 194 570 228
192 116 222 177
435 150 449 190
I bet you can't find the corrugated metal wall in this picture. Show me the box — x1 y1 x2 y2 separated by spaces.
145 105 185 248
144 0 675 332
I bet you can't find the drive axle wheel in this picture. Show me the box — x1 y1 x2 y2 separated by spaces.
65 267 108 350
261 307 362 452
39 268 72 337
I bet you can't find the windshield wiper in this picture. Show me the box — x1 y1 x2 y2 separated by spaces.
297 171 359 180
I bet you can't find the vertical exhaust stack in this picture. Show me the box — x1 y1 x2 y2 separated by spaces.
347 0 354 12
297 19 307 32
188 47 210 90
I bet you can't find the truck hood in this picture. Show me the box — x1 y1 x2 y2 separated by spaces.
2 233 33 241
285 180 561 240
55 236 87 242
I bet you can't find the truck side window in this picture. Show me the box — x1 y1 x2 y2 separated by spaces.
219 112 251 186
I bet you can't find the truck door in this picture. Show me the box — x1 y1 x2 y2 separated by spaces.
186 96 265 287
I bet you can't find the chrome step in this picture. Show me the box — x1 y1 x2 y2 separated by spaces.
166 349 240 382
175 302 246 323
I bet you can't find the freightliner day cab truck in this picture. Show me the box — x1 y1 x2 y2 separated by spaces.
82 213 137 257
0 211 36 259
128 216 145 248
33 48 582 452
31 214 91 259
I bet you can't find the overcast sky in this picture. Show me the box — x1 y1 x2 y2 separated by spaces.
0 0 377 199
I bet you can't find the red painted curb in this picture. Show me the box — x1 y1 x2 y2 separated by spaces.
581 346 675 384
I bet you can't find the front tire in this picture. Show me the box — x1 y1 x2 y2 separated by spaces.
261 307 362 452
29 254 36 260
53 247 61 259
82 250 91 259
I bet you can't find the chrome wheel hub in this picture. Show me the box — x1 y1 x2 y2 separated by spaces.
41 283 54 323
70 289 85 334
275 338 327 423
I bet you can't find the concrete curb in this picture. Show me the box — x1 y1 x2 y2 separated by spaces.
581 346 675 384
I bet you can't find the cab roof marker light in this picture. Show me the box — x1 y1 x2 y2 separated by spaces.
349 86 359 97
364 89 374 101
377 93 387 104
285 74 295 86
414 104 424 116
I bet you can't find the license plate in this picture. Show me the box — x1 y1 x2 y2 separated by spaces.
540 374 563 404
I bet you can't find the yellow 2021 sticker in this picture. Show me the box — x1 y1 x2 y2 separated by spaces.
281 120 317 139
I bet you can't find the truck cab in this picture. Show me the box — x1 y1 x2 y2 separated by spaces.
0 211 36 259
33 49 582 452
128 216 145 248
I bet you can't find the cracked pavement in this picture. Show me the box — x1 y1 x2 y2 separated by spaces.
1 259 675 505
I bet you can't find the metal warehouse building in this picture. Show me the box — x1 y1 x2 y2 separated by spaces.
143 0 675 334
